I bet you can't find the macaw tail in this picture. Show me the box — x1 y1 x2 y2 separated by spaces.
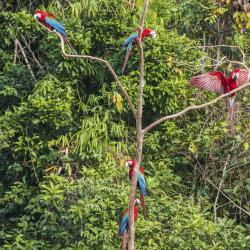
121 232 128 250
140 193 147 219
228 96 236 133
121 44 132 73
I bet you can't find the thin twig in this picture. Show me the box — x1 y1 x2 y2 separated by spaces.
13 39 18 64
16 39 36 80
194 160 250 217
214 155 229 222
21 35 42 69
189 45 246 63
143 82 250 133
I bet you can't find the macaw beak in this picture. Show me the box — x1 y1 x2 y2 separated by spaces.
150 31 157 38
134 198 141 205
233 73 239 80
125 160 132 167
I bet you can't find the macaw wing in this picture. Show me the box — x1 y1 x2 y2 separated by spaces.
45 16 67 37
118 214 129 235
123 32 138 47
138 169 147 196
236 69 250 86
189 71 225 94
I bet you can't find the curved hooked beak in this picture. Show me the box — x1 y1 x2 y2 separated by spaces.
150 30 157 38
233 72 239 80
125 160 132 167
134 198 141 205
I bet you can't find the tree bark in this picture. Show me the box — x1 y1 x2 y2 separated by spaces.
128 1 150 249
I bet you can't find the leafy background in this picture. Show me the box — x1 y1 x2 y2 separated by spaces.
0 0 249 249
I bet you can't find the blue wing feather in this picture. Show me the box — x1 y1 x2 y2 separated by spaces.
138 172 147 196
118 214 129 235
123 32 138 47
45 17 67 37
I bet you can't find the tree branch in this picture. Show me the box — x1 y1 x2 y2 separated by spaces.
143 82 250 134
36 20 137 118
15 39 36 80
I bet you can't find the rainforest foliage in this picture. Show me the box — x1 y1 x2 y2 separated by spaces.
0 0 250 249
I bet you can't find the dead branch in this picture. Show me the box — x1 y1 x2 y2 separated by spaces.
15 39 36 80
21 35 42 69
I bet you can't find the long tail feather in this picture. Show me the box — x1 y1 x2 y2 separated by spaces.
228 96 236 133
121 232 128 250
121 45 132 73
140 193 147 220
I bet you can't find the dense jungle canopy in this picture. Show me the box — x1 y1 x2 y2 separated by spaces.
0 0 250 249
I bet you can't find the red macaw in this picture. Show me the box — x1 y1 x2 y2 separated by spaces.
189 68 250 132
121 28 156 73
126 160 147 219
34 10 76 52
118 199 140 250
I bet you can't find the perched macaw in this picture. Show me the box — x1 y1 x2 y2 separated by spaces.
118 199 140 250
126 160 147 219
121 28 156 73
34 10 76 52
189 68 250 132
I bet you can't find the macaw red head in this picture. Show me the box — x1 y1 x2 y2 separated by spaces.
34 10 45 21
125 160 136 168
34 10 56 21
231 68 240 81
142 28 157 38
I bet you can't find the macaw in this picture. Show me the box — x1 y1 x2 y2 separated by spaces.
118 199 140 250
34 10 76 53
189 68 250 132
121 28 156 73
126 160 147 219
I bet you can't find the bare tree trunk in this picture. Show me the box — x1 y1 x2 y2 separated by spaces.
128 1 150 249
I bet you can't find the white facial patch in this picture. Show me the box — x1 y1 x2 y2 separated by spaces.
150 31 157 38
34 13 41 20
126 161 132 167
135 199 141 205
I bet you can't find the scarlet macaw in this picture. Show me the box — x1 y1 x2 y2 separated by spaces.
121 28 156 73
189 68 250 132
126 160 147 219
118 199 140 250
34 10 76 52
